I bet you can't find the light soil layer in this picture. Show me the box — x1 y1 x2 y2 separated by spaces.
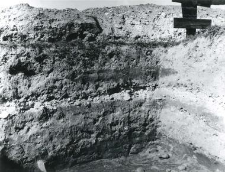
157 30 225 166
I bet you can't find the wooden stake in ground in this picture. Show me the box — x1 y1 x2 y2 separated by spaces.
182 2 197 35
173 0 212 37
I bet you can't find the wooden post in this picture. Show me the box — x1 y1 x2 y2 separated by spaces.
182 2 197 36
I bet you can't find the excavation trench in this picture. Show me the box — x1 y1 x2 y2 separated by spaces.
2 3 225 172
0 41 164 171
1 40 225 172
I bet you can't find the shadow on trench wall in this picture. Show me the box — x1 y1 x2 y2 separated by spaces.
0 157 28 172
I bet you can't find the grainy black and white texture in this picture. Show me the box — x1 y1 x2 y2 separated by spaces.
1 3 225 172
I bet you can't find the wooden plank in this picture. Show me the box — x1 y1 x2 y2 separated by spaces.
186 29 196 35
174 18 212 29
213 0 225 5
172 0 212 7
181 3 197 36
198 0 211 7
182 4 197 18
173 0 225 5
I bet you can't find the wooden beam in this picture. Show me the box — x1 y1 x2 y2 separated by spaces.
174 18 212 29
173 0 225 5
181 3 198 36
186 29 196 35
182 4 197 18
212 0 225 5
172 0 211 6
172 0 212 7
198 0 211 7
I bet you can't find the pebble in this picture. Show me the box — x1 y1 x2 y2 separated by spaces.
0 111 9 119
34 102 42 109
85 101 91 108
159 152 170 159
178 164 187 171
37 160 47 172
74 101 81 106
123 92 131 101
136 167 145 172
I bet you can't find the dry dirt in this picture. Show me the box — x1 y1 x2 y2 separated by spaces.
0 3 225 172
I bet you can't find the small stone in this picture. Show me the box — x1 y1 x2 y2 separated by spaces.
85 101 91 108
0 111 9 119
136 167 145 172
74 101 81 106
123 92 131 101
34 102 42 109
159 152 170 159
178 164 187 171
37 160 47 172
28 101 34 107
129 144 142 154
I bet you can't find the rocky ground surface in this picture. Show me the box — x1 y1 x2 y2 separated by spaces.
0 3 225 172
